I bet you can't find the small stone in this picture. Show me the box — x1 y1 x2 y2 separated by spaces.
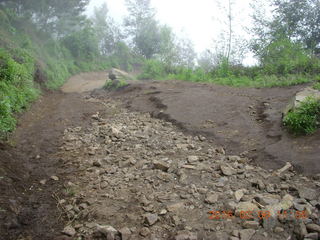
187 156 199 163
159 209 167 215
174 231 197 240
215 147 226 155
232 230 239 237
274 227 284 233
305 232 319 240
306 224 320 233
144 213 158 226
40 179 47 185
299 187 319 201
205 193 219 204
235 189 245 202
93 160 102 167
51 176 59 181
140 227 150 237
243 221 259 230
239 229 255 240
96 225 118 239
235 202 259 216
119 227 131 240
167 202 185 212
220 164 236 176
62 226 76 237
228 155 241 161
78 203 88 210
294 222 308 239
153 160 170 172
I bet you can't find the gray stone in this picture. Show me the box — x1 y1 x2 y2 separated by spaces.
153 160 170 172
220 164 236 176
239 229 255 240
228 155 241 161
235 189 245 202
51 175 59 181
96 225 118 239
140 227 150 237
144 213 158 226
243 221 260 230
167 202 185 212
174 231 197 240
306 224 320 233
119 227 131 240
62 226 76 237
299 188 319 201
305 232 319 240
205 193 219 204
274 227 284 233
283 87 320 116
187 156 199 163
235 202 259 216
294 222 308 240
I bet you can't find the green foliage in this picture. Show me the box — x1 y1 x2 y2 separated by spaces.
0 48 39 138
283 97 320 135
260 38 319 75
104 79 128 90
138 59 167 80
62 27 100 61
313 81 320 91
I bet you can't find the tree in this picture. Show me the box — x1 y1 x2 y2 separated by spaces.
251 0 320 56
92 3 122 56
212 0 247 65
198 50 215 72
124 0 162 58
62 26 100 61
0 0 90 36
175 37 196 68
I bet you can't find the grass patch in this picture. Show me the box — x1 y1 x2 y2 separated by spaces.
283 97 320 135
104 79 129 90
313 82 320 91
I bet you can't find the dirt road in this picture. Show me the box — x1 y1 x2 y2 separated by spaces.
0 72 108 239
0 72 319 240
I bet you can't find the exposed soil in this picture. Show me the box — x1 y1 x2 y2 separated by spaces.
0 75 108 239
0 71 319 240
108 80 320 175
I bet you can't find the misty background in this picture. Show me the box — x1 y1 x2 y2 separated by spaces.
85 0 257 65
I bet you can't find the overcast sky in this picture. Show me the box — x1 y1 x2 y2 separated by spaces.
86 0 257 65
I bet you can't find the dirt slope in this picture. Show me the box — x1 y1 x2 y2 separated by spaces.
108 80 320 175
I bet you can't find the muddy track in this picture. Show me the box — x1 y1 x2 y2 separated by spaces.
0 72 108 240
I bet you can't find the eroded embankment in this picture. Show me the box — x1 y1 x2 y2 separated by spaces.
106 80 320 175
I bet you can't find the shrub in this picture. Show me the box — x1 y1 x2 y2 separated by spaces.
103 79 128 90
0 48 39 138
313 82 320 91
283 97 320 135
138 59 166 80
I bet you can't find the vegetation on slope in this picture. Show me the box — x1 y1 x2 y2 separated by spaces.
283 97 320 135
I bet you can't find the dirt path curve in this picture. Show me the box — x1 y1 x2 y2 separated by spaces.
0 72 108 240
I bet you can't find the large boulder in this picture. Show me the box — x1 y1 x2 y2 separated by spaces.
107 68 130 81
283 87 320 116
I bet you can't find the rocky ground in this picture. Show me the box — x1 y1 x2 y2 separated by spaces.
1 72 320 240
52 95 320 240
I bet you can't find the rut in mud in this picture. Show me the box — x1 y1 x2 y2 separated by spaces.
0 72 319 240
